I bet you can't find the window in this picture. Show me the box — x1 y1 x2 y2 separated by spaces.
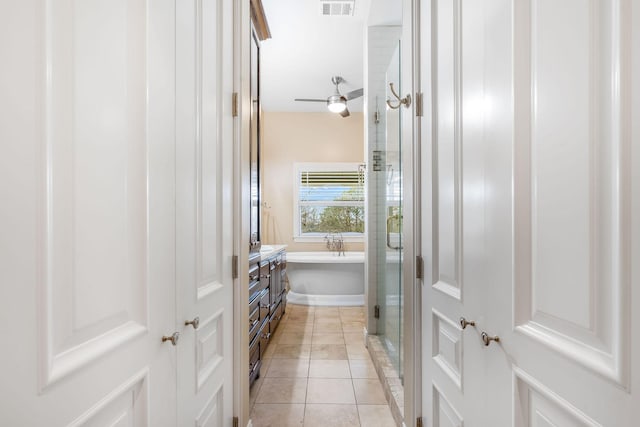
293 163 365 242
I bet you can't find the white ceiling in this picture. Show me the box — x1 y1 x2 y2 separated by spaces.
260 0 371 113
259 0 402 113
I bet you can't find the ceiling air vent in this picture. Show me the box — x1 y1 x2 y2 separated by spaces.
320 0 356 17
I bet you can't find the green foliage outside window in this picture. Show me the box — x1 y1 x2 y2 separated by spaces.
297 168 365 236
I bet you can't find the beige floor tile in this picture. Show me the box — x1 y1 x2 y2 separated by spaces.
288 304 315 312
342 321 365 333
303 404 360 427
341 309 364 316
250 404 305 427
262 342 276 359
339 306 364 314
313 322 343 333
266 359 309 378
357 405 396 427
249 373 264 409
311 344 348 360
314 307 340 315
346 344 370 360
312 333 345 345
352 379 387 405
349 359 378 379
287 312 315 321
341 315 365 324
273 344 311 359
314 313 341 323
259 358 272 376
306 378 356 404
280 322 315 331
315 318 342 327
255 378 308 404
343 333 365 346
277 333 313 345
308 359 351 378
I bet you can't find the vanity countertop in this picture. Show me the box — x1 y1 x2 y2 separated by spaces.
259 244 287 259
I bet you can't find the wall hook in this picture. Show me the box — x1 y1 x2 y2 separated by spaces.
386 82 411 109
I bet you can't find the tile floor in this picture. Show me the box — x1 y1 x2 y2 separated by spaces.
249 305 397 427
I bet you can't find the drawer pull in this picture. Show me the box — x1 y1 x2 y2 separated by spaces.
250 319 259 328
261 274 271 279
262 332 271 340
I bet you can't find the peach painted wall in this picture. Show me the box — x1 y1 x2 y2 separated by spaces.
261 112 365 252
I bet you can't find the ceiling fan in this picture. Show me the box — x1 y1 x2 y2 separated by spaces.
294 76 363 118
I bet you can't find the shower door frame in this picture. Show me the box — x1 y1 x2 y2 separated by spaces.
364 0 423 424
401 0 423 425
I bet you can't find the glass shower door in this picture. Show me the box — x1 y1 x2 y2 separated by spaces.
375 41 404 381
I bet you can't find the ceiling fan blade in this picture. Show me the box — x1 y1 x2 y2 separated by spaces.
340 108 350 118
294 98 327 102
344 88 363 100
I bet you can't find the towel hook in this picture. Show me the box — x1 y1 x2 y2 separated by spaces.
386 82 411 109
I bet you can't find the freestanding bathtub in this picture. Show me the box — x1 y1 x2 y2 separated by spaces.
286 251 365 306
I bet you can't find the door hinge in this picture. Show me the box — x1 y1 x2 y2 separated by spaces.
374 304 380 319
417 416 424 427
415 92 423 117
232 92 239 117
416 255 424 280
232 255 239 279
233 416 239 427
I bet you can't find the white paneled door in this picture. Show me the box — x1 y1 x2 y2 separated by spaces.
0 0 235 426
175 0 235 426
422 0 639 426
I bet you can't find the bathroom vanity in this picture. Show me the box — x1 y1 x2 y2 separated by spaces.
248 245 287 386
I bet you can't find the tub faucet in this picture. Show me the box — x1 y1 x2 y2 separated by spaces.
324 233 345 256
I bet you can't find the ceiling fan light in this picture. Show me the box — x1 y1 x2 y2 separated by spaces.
327 95 347 113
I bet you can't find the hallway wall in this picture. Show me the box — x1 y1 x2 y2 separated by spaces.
261 112 364 252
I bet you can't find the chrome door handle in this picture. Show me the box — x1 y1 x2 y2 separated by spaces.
185 316 200 330
162 332 180 346
459 317 475 330
386 214 403 250
481 332 500 346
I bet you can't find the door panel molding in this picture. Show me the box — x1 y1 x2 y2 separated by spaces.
195 385 223 427
514 368 601 427
196 309 225 392
432 309 463 391
432 0 463 302
68 369 149 427
513 0 631 387
39 0 149 390
432 383 464 427
194 0 226 300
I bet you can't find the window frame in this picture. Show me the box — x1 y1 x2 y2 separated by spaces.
292 162 365 243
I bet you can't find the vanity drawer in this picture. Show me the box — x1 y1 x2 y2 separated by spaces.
259 289 270 321
269 302 283 335
249 306 260 343
259 322 271 358
249 290 261 317
259 260 271 287
249 336 261 385
248 279 261 302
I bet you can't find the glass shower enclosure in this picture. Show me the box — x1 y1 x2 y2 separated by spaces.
367 29 404 382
